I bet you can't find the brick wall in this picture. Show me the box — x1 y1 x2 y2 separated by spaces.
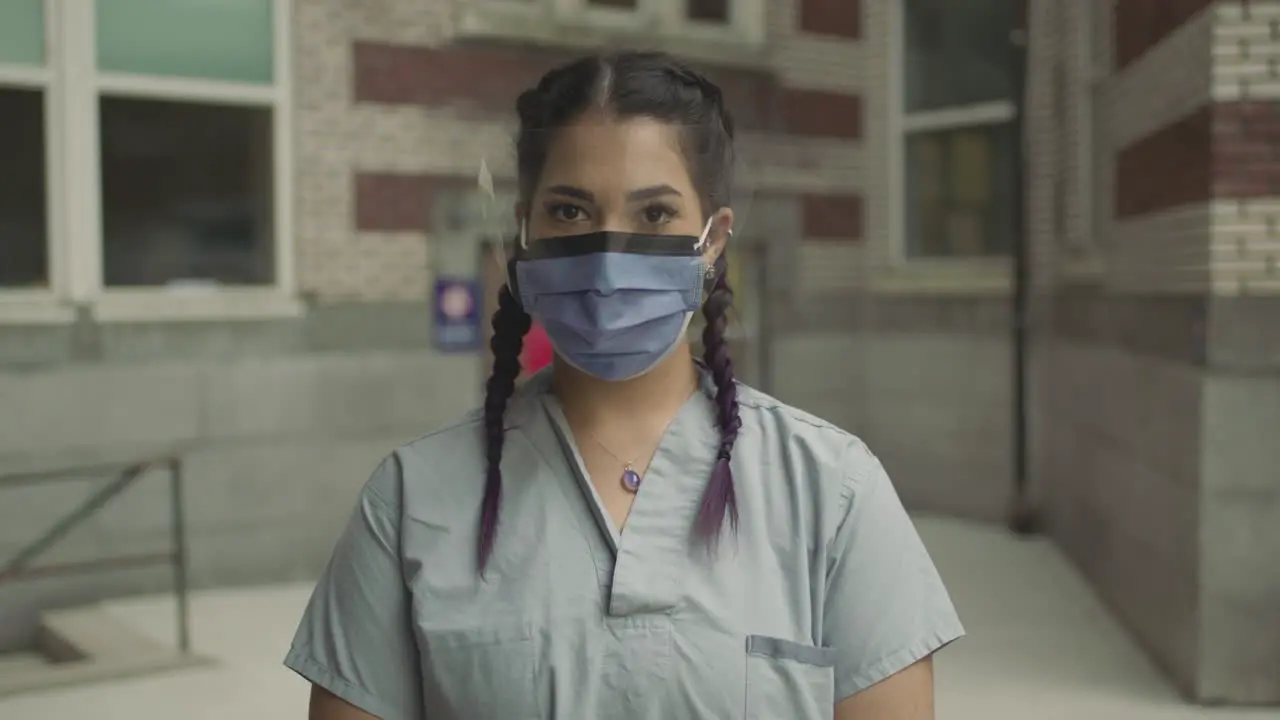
1211 3 1280 294
1030 0 1280 297
1113 0 1215 69
292 0 866 303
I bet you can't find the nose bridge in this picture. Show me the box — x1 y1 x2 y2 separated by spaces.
589 254 622 295
599 204 637 234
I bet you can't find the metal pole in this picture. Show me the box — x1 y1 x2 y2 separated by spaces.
169 457 191 654
1008 9 1040 536
755 242 774 395
0 464 146 581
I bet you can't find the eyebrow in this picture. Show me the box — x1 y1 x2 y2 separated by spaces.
545 184 683 203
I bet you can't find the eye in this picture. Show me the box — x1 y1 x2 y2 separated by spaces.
547 202 588 223
640 203 677 227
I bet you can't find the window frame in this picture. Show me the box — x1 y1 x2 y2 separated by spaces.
0 0 297 325
1062 0 1103 280
0 0 68 323
455 0 767 68
887 0 1018 272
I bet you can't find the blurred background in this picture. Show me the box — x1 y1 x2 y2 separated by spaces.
1 0 1278 718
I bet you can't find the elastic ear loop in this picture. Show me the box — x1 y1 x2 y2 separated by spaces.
696 215 734 281
503 219 529 302
694 215 714 252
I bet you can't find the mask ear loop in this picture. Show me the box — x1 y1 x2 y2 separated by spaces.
694 215 715 252
696 214 734 280
504 218 530 306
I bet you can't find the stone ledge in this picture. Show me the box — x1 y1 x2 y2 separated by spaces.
0 605 211 699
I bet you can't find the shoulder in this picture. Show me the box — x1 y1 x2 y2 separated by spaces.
358 376 547 523
734 381 871 470
394 407 487 485
349 408 483 518
730 382 884 526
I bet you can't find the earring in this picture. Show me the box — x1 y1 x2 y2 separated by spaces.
704 264 716 279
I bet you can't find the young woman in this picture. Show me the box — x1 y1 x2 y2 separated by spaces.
287 51 963 720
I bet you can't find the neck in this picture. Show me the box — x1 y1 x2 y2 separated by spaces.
552 343 700 428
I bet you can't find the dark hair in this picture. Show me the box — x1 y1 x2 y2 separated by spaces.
478 51 741 574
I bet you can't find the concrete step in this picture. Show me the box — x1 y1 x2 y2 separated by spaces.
0 652 50 674
0 605 211 698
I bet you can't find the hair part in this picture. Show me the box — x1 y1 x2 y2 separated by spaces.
478 51 741 574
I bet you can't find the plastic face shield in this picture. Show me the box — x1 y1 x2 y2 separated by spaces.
473 121 755 284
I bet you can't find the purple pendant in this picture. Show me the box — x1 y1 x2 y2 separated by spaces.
621 466 643 492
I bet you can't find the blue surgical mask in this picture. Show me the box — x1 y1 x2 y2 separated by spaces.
510 218 713 382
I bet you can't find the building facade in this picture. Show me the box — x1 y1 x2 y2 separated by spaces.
0 0 1276 705
1026 0 1280 705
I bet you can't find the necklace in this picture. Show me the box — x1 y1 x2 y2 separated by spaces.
589 437 644 493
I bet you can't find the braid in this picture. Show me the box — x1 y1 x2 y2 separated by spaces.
694 255 742 547
478 283 532 575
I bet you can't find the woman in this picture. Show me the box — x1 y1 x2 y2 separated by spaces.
287 51 963 720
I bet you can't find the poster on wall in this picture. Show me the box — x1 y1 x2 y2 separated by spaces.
433 276 482 352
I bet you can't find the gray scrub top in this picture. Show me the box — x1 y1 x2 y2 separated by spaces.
285 368 964 719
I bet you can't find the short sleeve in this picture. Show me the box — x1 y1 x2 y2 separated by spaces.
821 441 965 701
284 455 423 720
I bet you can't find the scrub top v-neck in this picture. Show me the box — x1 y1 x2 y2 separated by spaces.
285 368 965 720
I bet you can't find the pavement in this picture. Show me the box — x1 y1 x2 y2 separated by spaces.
0 517 1275 720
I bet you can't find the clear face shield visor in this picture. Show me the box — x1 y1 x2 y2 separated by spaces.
471 122 756 286
468 122 756 381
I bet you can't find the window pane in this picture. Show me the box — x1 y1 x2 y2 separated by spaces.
0 88 48 288
0 0 44 66
904 0 1014 112
905 123 1015 258
688 0 730 22
100 97 275 287
96 0 274 84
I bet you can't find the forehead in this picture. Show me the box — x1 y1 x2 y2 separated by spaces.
536 114 694 196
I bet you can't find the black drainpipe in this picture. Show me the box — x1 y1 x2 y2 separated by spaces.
1008 6 1040 536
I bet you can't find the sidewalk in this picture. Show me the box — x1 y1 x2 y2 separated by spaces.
0 517 1273 720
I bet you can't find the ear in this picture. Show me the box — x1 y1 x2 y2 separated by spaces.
512 201 527 227
699 208 735 267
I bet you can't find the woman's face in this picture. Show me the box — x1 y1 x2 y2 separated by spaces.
522 112 731 263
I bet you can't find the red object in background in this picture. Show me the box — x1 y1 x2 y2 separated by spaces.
521 321 553 375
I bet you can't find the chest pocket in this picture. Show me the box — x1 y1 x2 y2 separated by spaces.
403 519 549 720
745 635 837 720
419 623 541 720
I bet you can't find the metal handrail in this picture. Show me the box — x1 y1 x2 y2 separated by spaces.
0 456 191 654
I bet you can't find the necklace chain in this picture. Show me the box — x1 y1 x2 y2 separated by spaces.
588 434 637 469
574 413 681 484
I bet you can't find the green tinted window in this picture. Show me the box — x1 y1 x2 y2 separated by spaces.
0 0 45 67
96 0 273 84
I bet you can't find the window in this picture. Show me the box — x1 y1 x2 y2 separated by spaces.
0 0 293 322
0 1 50 292
687 0 731 23
567 0 757 37
897 0 1017 260
456 0 765 62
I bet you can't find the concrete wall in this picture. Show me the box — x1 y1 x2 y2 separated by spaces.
1026 0 1280 705
0 310 482 651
